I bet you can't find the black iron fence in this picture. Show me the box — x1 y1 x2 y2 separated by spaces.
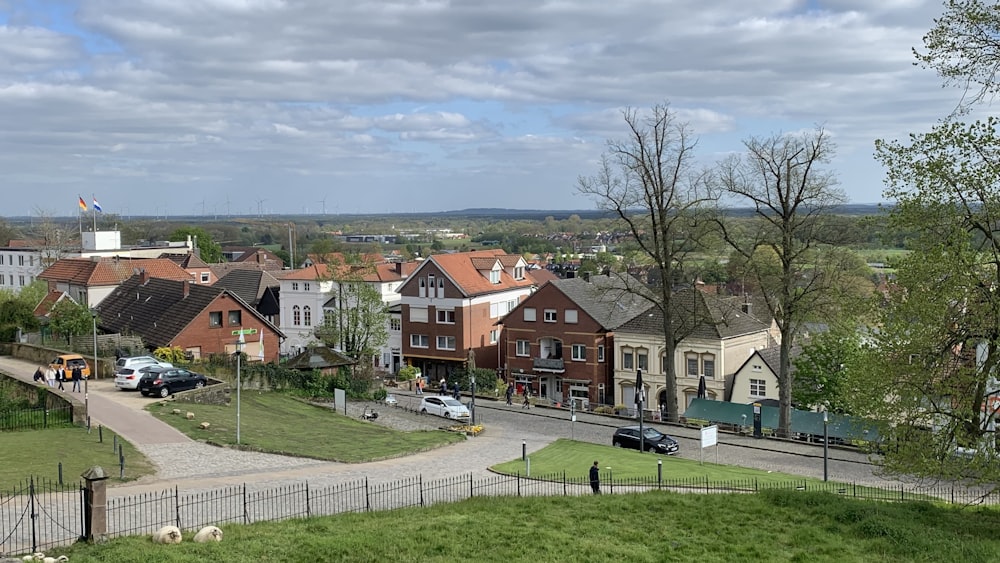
0 405 74 432
3 472 998 557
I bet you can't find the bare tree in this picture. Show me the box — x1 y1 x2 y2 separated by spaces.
578 103 718 422
716 128 850 437
30 207 74 268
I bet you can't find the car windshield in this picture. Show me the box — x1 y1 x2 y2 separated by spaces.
643 428 666 440
442 398 464 408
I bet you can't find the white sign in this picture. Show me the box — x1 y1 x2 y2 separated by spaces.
700 425 718 449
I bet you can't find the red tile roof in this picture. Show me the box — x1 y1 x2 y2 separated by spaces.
39 257 194 286
33 290 69 317
421 250 534 297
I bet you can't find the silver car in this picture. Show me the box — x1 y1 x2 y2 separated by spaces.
419 396 470 421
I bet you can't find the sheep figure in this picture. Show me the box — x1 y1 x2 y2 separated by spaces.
22 553 45 561
199 422 211 430
171 408 181 415
43 556 69 563
152 525 183 544
185 412 195 420
192 525 223 543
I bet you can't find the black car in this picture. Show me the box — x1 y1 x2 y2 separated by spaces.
612 426 680 454
138 367 208 398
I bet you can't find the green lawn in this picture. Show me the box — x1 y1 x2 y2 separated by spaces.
47 490 1000 562
147 392 465 462
0 426 155 489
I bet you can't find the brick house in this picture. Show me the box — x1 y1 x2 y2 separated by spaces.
39 256 195 307
500 273 651 407
95 271 283 362
400 250 535 382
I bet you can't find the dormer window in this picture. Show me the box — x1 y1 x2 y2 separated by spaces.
489 270 500 284
514 266 525 280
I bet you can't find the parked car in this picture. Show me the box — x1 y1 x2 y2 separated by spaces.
419 396 470 421
612 426 680 454
114 357 173 390
49 354 91 379
138 366 208 398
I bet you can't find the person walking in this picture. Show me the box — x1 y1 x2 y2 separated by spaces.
505 383 514 406
439 379 447 396
33 366 45 384
452 381 461 401
56 367 66 391
589 461 601 494
522 387 531 410
415 377 423 395
71 365 82 393
45 365 57 388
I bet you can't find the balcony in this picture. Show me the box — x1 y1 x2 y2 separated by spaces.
533 357 565 372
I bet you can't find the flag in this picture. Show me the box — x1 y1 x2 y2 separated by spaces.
78 196 87 212
93 198 103 213
258 332 265 361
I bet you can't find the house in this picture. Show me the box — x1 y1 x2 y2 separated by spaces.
160 252 216 285
220 247 285 270
38 256 195 307
730 347 784 405
499 273 652 408
400 249 535 381
94 271 284 362
212 269 282 326
32 290 75 323
613 289 773 415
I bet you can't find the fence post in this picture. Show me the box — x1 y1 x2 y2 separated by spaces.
44 407 48 428
58 462 63 486
99 425 103 443
420 474 425 507
81 466 109 543
705 475 709 494
306 482 311 518
469 473 474 499
243 484 249 524
517 473 521 497
365 477 371 512
29 478 38 553
951 484 955 505
175 485 181 528
563 471 567 496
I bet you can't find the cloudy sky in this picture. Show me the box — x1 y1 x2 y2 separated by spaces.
0 0 976 217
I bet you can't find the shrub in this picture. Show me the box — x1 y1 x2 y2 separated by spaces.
397 366 418 380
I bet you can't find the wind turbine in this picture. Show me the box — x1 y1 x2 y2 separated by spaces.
318 197 327 215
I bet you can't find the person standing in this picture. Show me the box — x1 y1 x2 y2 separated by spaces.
522 387 531 410
45 365 57 388
439 378 447 396
590 461 601 494
415 377 423 395
452 381 460 401
71 365 82 393
57 366 66 391
505 383 514 406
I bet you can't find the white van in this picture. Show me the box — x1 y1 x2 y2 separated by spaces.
114 356 173 390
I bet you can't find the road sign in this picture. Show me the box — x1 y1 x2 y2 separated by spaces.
231 328 258 335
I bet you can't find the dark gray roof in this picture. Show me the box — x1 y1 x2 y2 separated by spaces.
285 346 357 370
214 269 280 307
617 288 770 339
551 274 653 330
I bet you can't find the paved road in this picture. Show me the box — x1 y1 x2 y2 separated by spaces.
0 355 896 497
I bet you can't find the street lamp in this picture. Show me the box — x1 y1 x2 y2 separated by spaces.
235 331 245 445
823 411 829 481
470 372 476 425
89 309 97 429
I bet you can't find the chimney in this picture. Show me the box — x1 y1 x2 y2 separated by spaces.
139 269 150 285
741 298 751 315
182 280 190 299
582 271 591 282
395 262 403 275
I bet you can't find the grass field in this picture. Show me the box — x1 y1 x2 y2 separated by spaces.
44 489 1000 562
0 425 154 489
147 392 465 462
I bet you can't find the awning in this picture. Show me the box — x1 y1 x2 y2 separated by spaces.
560 378 592 384
682 399 880 442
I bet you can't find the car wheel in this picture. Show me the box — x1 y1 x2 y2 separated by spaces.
613 440 622 448
421 408 428 415
158 386 170 398
444 412 452 419
645 445 655 453
140 391 149 397
195 381 205 389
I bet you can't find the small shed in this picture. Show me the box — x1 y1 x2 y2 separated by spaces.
284 346 357 375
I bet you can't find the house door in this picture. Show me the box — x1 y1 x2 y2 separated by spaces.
539 378 548 399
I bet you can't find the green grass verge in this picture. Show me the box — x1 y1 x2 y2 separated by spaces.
47 490 1000 562
0 426 155 489
147 392 465 462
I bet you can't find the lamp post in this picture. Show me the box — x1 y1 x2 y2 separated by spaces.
89 309 96 429
470 372 476 425
636 368 644 452
235 331 245 445
823 410 829 481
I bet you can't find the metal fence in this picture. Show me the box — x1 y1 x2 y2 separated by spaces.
0 406 74 432
0 477 83 556
3 472 998 557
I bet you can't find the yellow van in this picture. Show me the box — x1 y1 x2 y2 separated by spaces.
50 354 91 379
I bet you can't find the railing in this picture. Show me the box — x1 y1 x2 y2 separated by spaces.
532 357 564 371
0 477 84 555
0 406 74 432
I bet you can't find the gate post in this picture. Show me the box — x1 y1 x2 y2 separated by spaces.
82 466 109 543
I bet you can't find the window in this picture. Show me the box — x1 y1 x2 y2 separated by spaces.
571 344 586 361
304 282 311 291
622 349 634 370
524 307 536 322
750 379 766 397
489 329 499 344
228 310 242 326
489 270 500 284
516 340 530 357
565 309 578 324
18 275 24 286
209 312 222 327
29 256 33 266
702 354 715 378
200 272 210 283
18 255 23 266
544 309 557 322
597 345 605 362
292 282 299 291
661 354 669 374
752 363 762 372
428 275 435 296
0 255 3 264
637 349 648 371
686 355 699 376
410 306 428 323
410 334 429 348
436 335 456 350
418 277 427 297
293 306 301 326
0 276 4 285
303 306 312 326
514 266 524 280
436 309 456 324
390 318 401 331
437 277 445 298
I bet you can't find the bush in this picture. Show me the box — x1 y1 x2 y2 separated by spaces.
397 366 418 381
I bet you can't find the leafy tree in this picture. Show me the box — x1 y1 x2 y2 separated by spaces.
792 321 865 414
716 128 856 438
48 299 93 340
578 103 718 422
169 227 222 263
313 264 389 368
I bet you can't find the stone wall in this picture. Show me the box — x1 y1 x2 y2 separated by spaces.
172 378 231 406
9 342 113 379
0 372 82 424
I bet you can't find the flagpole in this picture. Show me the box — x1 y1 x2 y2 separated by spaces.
92 193 97 232
78 196 83 241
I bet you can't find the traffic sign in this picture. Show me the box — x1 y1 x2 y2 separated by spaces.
231 328 258 335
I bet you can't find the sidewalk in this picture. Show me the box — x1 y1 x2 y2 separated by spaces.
0 355 190 445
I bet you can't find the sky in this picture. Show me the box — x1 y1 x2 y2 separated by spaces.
0 0 981 217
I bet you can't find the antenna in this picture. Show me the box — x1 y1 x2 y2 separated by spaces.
319 197 327 215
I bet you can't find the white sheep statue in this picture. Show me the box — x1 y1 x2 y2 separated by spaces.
152 525 183 544
43 556 69 563
185 412 195 420
21 553 45 561
192 525 223 543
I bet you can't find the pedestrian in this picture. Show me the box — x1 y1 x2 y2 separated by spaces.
439 378 447 396
589 461 601 494
57 367 65 391
415 377 423 395
71 365 82 393
45 365 56 388
452 381 460 400
33 366 45 384
522 388 531 410
505 383 514 406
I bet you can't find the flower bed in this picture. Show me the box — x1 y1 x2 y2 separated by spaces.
449 424 484 437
